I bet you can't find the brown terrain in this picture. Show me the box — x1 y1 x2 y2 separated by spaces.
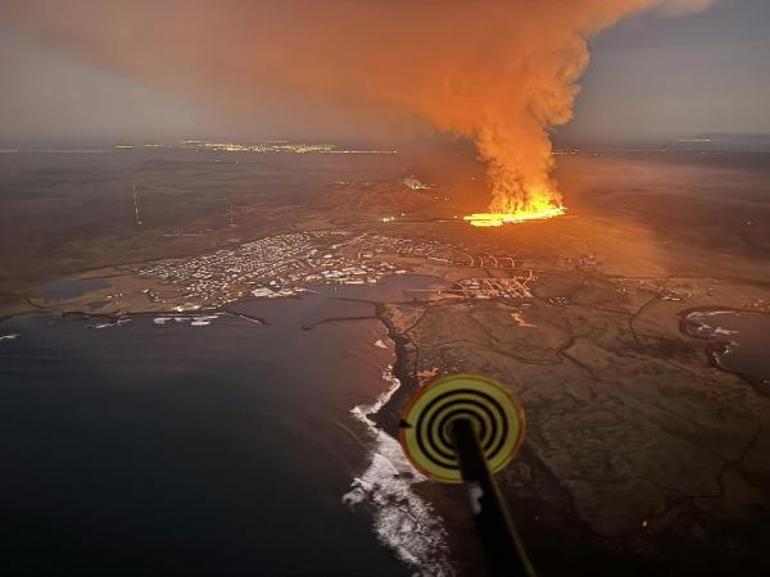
1 148 769 576
375 216 770 576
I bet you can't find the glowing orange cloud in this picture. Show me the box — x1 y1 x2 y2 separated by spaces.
4 1 715 218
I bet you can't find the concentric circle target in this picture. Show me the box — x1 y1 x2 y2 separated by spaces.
399 374 525 483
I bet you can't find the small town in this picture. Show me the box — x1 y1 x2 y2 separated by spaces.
136 231 539 308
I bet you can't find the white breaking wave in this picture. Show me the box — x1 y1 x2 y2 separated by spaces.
190 315 219 327
686 311 741 350
344 363 454 576
0 333 20 342
687 310 740 338
88 317 131 329
153 314 220 327
713 327 739 337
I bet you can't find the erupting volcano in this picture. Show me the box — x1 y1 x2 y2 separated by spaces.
463 163 567 226
464 206 566 228
4 0 716 225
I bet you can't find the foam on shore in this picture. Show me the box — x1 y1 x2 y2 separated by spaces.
88 317 131 329
153 314 221 327
344 361 454 576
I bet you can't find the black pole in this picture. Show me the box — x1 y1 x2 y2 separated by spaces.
450 418 537 577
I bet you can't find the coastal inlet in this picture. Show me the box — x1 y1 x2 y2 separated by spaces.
0 276 454 576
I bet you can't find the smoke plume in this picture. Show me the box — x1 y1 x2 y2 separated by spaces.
4 0 715 214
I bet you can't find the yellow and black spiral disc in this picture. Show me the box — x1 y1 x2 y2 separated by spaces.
399 374 525 483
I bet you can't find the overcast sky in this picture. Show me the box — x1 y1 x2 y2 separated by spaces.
563 0 770 142
0 0 767 144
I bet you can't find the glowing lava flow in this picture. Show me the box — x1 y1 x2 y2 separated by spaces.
464 205 566 227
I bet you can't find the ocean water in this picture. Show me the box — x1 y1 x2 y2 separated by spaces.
40 278 109 300
0 276 451 576
682 309 770 393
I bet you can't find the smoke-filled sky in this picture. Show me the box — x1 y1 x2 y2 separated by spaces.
1 0 766 147
5 0 769 214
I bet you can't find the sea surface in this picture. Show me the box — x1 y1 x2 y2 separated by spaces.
682 309 770 394
40 278 109 300
0 276 451 576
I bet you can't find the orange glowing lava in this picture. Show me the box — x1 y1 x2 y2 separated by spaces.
464 205 566 227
